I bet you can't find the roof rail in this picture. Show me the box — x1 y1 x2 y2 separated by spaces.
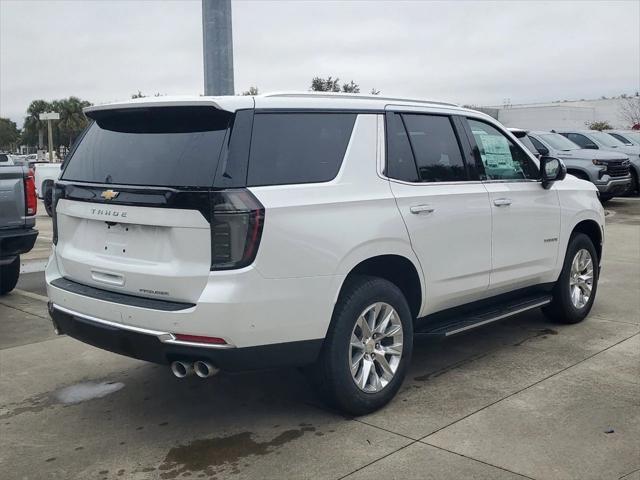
262 91 459 108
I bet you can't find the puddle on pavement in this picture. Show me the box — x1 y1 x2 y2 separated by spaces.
157 426 316 478
1 380 125 419
54 381 125 404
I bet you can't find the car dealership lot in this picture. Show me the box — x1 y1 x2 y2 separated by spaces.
1 199 638 480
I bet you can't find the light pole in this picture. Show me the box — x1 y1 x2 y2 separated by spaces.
39 112 60 162
202 0 234 96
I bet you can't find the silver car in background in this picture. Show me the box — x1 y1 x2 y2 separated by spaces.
557 130 640 195
523 130 631 202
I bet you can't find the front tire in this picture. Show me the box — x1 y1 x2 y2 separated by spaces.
311 276 413 415
628 170 639 197
543 233 598 324
0 256 20 295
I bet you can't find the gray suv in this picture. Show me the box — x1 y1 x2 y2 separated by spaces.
557 130 640 195
525 131 631 202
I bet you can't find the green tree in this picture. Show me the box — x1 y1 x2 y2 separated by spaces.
341 80 360 93
310 76 377 94
53 97 92 147
311 76 341 92
0 117 20 151
587 120 613 131
22 100 53 148
21 97 92 149
242 86 259 96
132 91 163 98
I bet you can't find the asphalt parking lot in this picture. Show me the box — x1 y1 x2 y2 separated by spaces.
1 198 638 480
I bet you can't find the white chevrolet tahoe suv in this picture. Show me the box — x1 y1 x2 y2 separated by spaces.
46 93 604 414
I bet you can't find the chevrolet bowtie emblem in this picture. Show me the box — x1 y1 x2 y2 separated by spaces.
101 190 119 201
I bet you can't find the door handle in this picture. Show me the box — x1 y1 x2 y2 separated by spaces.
410 205 435 215
493 198 512 207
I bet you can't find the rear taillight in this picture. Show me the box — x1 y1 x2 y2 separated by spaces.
210 189 264 270
24 170 37 216
52 184 62 245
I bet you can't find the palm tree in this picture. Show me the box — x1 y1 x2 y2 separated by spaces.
22 100 53 148
53 97 92 148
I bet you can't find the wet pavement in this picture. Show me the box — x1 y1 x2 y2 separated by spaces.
1 198 639 479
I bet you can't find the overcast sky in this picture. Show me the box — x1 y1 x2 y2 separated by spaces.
1 0 639 126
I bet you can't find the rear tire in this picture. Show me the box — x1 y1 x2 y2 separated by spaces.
0 256 20 295
311 276 413 415
43 180 54 217
543 233 598 324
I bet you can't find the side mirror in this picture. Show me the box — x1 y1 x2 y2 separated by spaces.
584 143 598 150
540 156 566 189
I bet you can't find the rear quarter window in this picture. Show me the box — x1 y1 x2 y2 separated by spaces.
247 113 356 186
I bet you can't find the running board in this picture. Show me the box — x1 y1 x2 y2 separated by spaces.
416 294 552 337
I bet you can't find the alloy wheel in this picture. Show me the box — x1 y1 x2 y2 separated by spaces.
349 302 404 393
569 248 594 309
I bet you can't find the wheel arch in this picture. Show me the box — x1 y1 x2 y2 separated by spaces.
335 254 423 320
566 168 590 181
571 219 603 262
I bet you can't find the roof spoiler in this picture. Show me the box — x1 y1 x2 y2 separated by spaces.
84 96 254 116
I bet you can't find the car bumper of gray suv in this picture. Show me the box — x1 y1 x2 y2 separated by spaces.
594 176 632 196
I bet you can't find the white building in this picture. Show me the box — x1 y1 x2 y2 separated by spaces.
479 97 638 130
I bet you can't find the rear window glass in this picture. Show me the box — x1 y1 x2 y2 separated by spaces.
402 114 467 182
247 113 356 186
386 113 419 182
62 107 231 187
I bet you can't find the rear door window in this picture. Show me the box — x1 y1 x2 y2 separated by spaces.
247 113 356 186
62 107 232 187
401 114 467 182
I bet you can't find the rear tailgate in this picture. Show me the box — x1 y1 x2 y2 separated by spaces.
55 192 211 303
0 165 27 229
53 105 237 304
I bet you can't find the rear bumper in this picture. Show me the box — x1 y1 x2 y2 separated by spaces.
0 228 38 259
49 302 322 370
45 249 339 368
595 176 632 195
46 250 339 349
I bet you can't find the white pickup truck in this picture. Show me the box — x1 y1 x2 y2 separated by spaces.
33 162 63 216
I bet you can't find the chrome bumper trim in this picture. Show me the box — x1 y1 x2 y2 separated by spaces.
51 303 236 349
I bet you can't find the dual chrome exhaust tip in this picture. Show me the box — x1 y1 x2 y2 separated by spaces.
170 360 219 379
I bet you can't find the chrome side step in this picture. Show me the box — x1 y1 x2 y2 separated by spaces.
416 294 552 337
